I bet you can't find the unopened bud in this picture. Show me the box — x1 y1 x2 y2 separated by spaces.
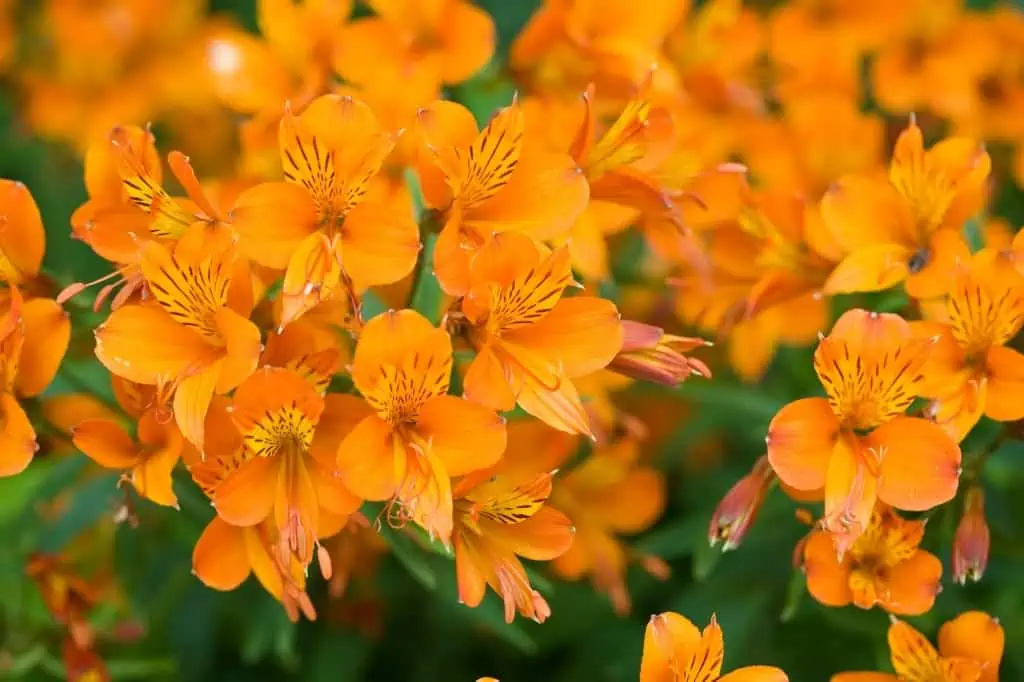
952 485 989 585
608 320 712 387
708 455 775 551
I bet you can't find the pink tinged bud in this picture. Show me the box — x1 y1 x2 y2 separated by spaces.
609 320 712 387
953 485 989 585
708 455 775 551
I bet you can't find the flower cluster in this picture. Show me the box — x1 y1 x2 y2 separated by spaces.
0 0 1021 680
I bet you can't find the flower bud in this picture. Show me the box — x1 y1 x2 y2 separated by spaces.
608 320 712 386
952 485 989 585
708 455 775 551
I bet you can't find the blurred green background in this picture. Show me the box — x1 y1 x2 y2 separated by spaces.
2 1 1024 681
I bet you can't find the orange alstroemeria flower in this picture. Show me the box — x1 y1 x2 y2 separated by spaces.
460 232 624 437
72 378 183 508
511 0 684 98
915 250 1024 441
26 553 102 651
640 612 789 682
189 397 344 622
452 464 573 624
214 368 361 565
232 94 419 326
822 119 989 299
334 0 494 91
0 183 71 476
832 612 1004 682
550 436 666 615
803 504 941 615
337 309 506 544
414 100 589 296
94 241 261 449
766 309 961 552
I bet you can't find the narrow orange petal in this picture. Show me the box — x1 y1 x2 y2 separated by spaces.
72 419 138 469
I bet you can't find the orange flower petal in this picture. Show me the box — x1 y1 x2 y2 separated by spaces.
454 531 488 608
215 455 279 527
830 674 897 682
174 363 222 451
717 667 790 682
435 0 495 84
904 229 970 300
937 611 1004 682
95 304 216 386
822 434 877 547
204 29 293 113
591 467 665 534
192 517 251 591
448 102 525 210
232 367 325 438
487 505 574 561
311 394 375 467
16 298 70 398
84 125 158 205
888 619 943 681
432 211 474 297
336 414 401 501
884 550 942 616
823 243 913 295
338 200 420 291
333 19 412 89
213 307 262 393
231 181 319 269
0 181 45 282
414 100 479 210
416 395 506 477
640 612 701 682
984 346 1024 422
871 417 960 511
0 394 36 477
504 297 623 377
802 530 853 607
466 151 589 241
72 419 138 469
130 436 181 508
351 309 451 399
281 232 343 328
515 374 593 437
820 176 914 253
766 397 838 492
463 344 517 412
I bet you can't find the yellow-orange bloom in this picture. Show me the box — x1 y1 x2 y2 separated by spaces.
214 368 361 565
334 0 494 90
460 232 623 437
72 379 183 508
640 612 788 682
803 504 942 615
0 181 71 476
414 100 589 296
337 309 506 544
822 119 989 299
831 612 1004 682
453 465 573 624
916 249 1024 441
95 241 260 449
549 436 666 615
767 309 961 552
231 94 419 326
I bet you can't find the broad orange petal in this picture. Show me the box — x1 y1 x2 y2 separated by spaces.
803 530 853 607
938 611 1004 682
416 395 506 477
904 229 970 300
485 506 574 561
766 397 838 492
871 417 960 511
231 182 318 269
214 455 279 527
503 297 623 377
351 309 451 398
16 298 70 397
0 181 45 282
95 304 215 386
830 675 897 682
640 612 701 682
0 394 36 477
718 667 790 682
435 1 495 84
192 517 251 591
984 346 1024 421
884 550 942 616
463 344 517 412
823 244 913 295
336 414 401 501
72 419 138 469
213 307 262 393
339 200 420 291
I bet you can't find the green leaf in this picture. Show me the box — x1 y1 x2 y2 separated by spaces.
38 472 120 552
381 525 439 591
